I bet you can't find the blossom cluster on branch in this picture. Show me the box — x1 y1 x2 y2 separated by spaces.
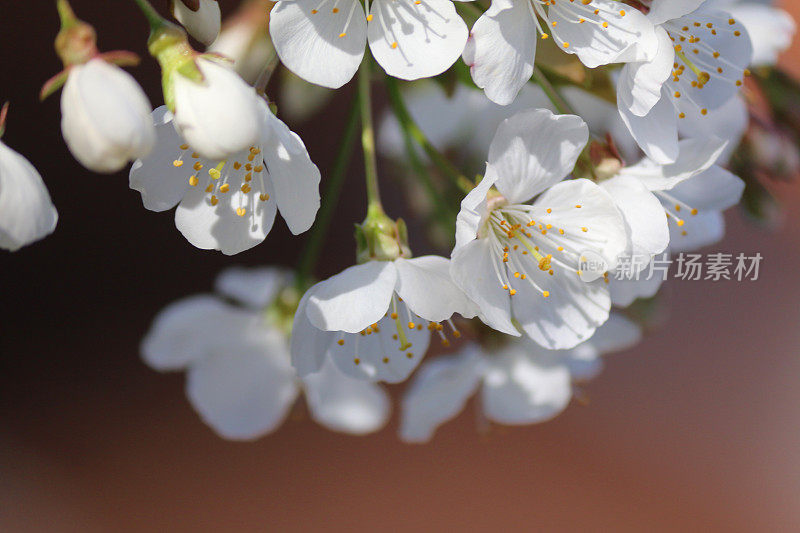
1 0 797 442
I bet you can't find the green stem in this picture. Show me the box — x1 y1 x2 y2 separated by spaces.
296 96 361 288
384 77 473 195
131 0 169 32
56 0 78 28
532 66 574 115
358 55 384 215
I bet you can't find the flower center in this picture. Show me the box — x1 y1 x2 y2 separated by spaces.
172 144 271 217
530 0 634 49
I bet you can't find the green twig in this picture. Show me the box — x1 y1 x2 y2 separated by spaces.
359 54 384 215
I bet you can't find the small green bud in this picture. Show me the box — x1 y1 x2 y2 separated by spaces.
355 206 412 263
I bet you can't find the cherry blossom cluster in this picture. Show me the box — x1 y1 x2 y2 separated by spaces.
1 0 796 441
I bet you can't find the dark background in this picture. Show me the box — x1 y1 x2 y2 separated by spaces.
2 1 800 531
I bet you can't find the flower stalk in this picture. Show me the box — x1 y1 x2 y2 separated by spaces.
359 55 384 216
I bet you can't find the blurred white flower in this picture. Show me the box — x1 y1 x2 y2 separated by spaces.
60 58 155 173
400 313 641 442
208 0 274 84
142 267 390 440
292 256 478 383
707 0 796 66
172 0 222 46
269 0 468 88
450 109 628 349
130 99 320 255
617 2 753 163
170 57 262 160
0 137 58 251
464 0 659 105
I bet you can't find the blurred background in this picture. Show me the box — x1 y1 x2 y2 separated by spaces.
2 1 800 531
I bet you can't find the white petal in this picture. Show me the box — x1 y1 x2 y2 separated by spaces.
462 0 537 106
617 27 674 117
368 0 468 80
269 0 366 89
399 345 484 442
609 272 664 307
303 355 390 434
290 288 337 377
174 167 278 255
618 86 680 164
487 109 588 204
678 96 748 165
647 0 706 25
481 344 571 425
172 58 261 159
261 110 321 235
548 0 658 68
325 299 431 383
172 0 222 46
394 255 478 322
141 295 249 371
186 327 300 440
129 106 192 212
668 165 744 212
450 238 519 336
306 261 397 333
61 59 155 173
579 312 641 355
214 266 292 309
620 137 728 191
454 172 497 252
600 174 669 263
668 211 724 251
729 5 795 66
0 142 58 251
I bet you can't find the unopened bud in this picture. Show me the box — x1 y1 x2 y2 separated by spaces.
355 208 412 263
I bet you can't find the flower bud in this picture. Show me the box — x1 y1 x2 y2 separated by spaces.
61 59 156 173
171 0 222 46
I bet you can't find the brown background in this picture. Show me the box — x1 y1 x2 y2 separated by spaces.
2 1 800 531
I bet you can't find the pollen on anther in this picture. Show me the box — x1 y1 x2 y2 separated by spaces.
173 160 184 168
408 321 416 329
236 208 247 217
188 175 199 186
337 339 345 346
543 291 550 298
259 193 270 202
391 41 398 49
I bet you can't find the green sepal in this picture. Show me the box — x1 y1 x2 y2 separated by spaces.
40 69 71 101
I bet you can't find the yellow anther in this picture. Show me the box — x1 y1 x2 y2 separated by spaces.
173 160 184 168
210 195 219 206
219 183 230 193
188 175 199 186
236 207 247 217
543 291 550 298
337 339 345 346
260 193 270 202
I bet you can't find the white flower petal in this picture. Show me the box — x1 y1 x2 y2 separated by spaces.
303 355 390 434
306 261 397 333
400 345 484 442
368 0 468 80
141 295 248 371
450 238 519 336
618 86 680 164
620 137 728 191
548 0 658 67
600 174 669 262
129 107 192 212
395 255 477 322
487 109 588 204
668 211 724 251
0 142 58 252
269 0 367 89
186 327 300 440
172 58 261 159
61 59 155 173
481 345 571 425
678 96 748 165
617 27 675 117
261 110 321 235
172 0 222 46
647 0 706 25
462 0 537 106
668 165 744 212
291 288 337 377
609 265 665 307
729 4 795 66
174 168 277 255
454 172 497 252
214 266 291 309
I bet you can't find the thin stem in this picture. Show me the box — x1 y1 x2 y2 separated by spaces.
384 77 474 195
532 66 574 115
296 96 361 287
359 55 384 215
131 0 168 31
56 0 78 28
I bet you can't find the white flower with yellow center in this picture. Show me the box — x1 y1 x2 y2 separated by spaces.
269 0 469 89
617 1 753 163
292 256 478 383
464 0 659 105
130 99 320 255
400 313 641 442
142 267 391 440
450 109 628 349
